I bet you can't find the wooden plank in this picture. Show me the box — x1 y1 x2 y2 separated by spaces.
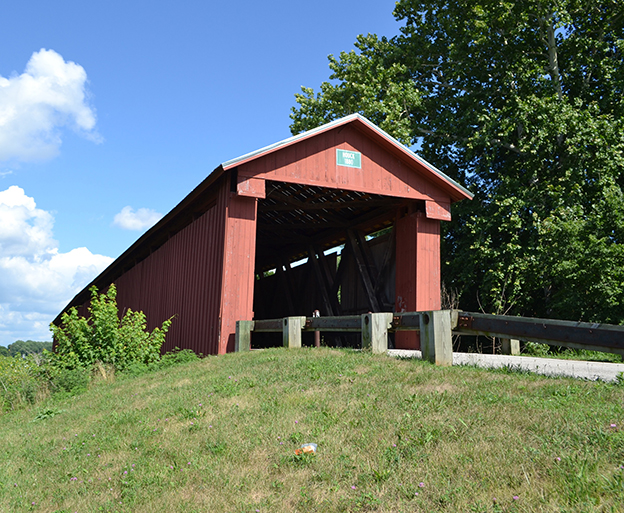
235 320 254 351
253 318 283 332
258 197 394 212
346 229 381 312
421 310 453 366
283 316 306 348
304 315 362 332
454 311 624 355
362 313 393 353
501 338 520 356
237 176 266 198
425 200 451 221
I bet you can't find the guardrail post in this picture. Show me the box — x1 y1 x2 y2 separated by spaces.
420 310 453 366
361 312 393 353
283 316 306 348
313 309 321 348
501 338 520 356
235 320 254 352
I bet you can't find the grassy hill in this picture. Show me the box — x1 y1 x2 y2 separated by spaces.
1 347 623 512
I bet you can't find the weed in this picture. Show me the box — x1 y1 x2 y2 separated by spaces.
31 407 64 422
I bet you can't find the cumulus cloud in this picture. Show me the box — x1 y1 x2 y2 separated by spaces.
113 206 163 231
0 48 100 163
0 186 112 343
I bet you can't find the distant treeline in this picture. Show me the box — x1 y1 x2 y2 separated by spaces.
0 340 53 357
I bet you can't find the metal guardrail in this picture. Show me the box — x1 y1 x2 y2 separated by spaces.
254 312 423 333
237 310 624 363
454 311 624 356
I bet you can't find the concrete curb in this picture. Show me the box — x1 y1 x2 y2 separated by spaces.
387 349 624 383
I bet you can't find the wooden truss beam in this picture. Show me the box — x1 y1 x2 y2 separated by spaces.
346 229 381 312
307 245 337 316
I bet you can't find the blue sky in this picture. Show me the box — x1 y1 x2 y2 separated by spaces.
0 0 400 344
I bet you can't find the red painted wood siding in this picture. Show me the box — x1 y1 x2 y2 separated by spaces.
237 125 450 203
394 210 441 349
218 193 258 354
113 177 229 355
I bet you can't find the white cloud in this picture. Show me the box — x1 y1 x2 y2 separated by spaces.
0 48 100 163
113 206 163 231
0 186 112 343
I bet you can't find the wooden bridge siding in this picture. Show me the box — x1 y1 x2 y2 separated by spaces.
218 191 258 354
113 178 229 356
394 210 441 349
236 125 448 203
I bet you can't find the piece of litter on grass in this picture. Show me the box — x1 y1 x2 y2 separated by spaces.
295 443 317 455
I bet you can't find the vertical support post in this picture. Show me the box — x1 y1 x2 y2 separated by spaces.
501 338 520 356
219 190 258 354
395 209 441 349
313 309 321 348
420 310 453 366
235 320 254 352
283 316 306 348
361 312 393 354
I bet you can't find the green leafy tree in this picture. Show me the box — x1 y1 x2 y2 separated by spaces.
8 340 53 357
51 285 172 370
291 0 624 322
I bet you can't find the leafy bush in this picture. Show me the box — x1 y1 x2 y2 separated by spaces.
157 348 200 369
523 341 551 357
51 285 173 371
49 366 91 394
0 355 48 411
121 349 200 377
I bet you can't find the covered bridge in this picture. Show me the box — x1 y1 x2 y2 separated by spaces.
55 114 472 354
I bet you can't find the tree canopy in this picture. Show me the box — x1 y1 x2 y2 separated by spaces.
1 340 53 357
291 0 624 322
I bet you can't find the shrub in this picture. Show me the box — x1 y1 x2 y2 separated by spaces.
157 348 200 369
0 355 48 411
523 341 551 357
121 349 200 377
50 285 173 371
49 366 91 394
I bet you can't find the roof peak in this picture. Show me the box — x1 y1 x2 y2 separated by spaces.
221 114 473 201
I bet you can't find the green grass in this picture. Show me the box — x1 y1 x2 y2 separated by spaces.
1 347 623 512
522 343 624 363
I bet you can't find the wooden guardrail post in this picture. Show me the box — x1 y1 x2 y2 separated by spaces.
235 320 254 352
361 312 393 353
501 338 520 355
283 316 306 348
420 310 453 366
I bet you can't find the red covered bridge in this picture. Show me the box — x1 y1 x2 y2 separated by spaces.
55 114 472 354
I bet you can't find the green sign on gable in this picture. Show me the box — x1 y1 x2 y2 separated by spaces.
336 149 361 168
